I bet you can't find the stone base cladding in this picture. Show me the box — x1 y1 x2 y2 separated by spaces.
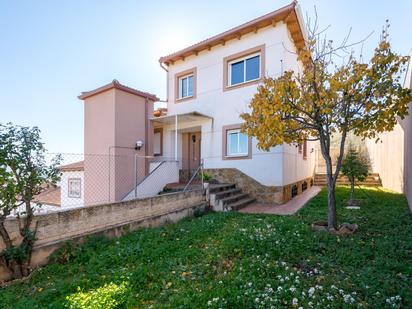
0 190 206 282
204 168 313 204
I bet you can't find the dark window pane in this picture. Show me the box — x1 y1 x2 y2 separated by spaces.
246 55 260 81
187 76 193 96
181 77 187 97
231 60 244 85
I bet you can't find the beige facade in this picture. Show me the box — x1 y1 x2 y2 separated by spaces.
366 51 412 209
80 80 157 205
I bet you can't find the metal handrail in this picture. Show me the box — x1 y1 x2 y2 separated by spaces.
183 159 204 192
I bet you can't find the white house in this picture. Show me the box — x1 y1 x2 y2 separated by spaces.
150 2 315 204
76 2 316 208
34 161 85 210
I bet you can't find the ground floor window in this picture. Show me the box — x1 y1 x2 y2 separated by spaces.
227 129 248 156
222 124 252 159
153 128 163 156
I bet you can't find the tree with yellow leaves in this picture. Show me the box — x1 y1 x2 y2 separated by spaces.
241 22 411 230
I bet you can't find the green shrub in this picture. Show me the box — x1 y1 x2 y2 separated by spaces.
198 172 213 182
65 282 128 309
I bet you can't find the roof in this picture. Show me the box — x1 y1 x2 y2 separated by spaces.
78 80 159 101
159 1 306 65
34 186 61 207
59 161 84 172
150 111 213 125
153 107 168 117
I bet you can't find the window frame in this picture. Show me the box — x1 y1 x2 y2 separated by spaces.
223 45 265 91
153 128 163 156
227 52 261 87
174 67 197 102
222 124 252 160
67 178 82 199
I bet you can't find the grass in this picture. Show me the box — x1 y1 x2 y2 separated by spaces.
0 186 411 308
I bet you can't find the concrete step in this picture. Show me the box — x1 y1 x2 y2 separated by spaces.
209 183 236 194
314 181 382 187
221 193 249 205
314 173 382 187
214 188 242 200
227 197 256 211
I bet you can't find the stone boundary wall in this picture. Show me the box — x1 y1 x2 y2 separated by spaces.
0 190 206 281
204 168 313 204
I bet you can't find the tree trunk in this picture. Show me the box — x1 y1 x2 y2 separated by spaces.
326 174 338 230
349 176 355 205
319 135 338 231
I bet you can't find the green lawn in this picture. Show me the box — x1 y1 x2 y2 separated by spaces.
1 186 411 308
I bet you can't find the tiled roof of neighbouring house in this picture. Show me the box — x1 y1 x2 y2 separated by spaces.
59 160 84 172
34 186 61 207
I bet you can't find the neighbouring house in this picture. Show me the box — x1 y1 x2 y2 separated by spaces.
365 50 412 209
76 1 316 207
11 161 86 216
33 161 85 209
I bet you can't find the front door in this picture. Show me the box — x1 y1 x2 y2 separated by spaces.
188 132 201 171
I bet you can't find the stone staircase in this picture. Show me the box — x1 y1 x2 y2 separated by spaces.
314 173 381 187
209 183 255 211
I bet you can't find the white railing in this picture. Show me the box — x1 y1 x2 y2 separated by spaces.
122 160 179 201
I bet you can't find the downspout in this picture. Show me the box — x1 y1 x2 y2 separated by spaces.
159 62 169 103
144 97 149 176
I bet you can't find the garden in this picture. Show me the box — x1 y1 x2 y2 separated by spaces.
0 186 410 308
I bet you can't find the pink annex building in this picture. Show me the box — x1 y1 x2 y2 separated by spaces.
65 2 412 210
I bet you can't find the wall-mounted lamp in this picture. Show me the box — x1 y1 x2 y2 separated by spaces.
135 140 144 151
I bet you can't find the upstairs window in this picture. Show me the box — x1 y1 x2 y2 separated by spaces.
175 67 197 102
223 45 265 91
229 53 261 86
179 74 194 98
227 129 249 156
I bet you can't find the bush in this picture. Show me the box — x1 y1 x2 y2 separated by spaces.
341 145 370 205
65 282 128 309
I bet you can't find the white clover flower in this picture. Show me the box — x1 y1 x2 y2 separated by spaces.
277 286 283 292
292 298 298 305
255 297 260 303
308 287 315 296
207 300 212 306
290 286 296 293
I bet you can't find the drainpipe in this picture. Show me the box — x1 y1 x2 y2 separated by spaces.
159 62 169 104
144 97 149 176
175 114 178 161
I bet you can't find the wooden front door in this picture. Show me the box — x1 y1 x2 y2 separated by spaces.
188 132 201 171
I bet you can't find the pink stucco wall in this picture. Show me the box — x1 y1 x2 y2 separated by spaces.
82 87 154 205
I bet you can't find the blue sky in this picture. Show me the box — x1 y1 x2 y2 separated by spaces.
1 0 411 153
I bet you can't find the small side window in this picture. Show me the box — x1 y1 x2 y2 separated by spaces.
179 74 193 99
68 178 81 198
175 68 197 102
